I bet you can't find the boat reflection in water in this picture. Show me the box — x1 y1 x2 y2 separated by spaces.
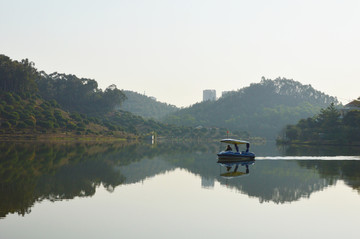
217 159 255 179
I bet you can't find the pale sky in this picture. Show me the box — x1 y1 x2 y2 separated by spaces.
1 0 359 107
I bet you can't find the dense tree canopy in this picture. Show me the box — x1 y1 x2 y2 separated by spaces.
281 103 360 144
0 55 129 135
0 54 38 94
163 77 338 138
1 54 230 139
37 72 126 116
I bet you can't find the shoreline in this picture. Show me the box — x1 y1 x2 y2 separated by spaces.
0 132 138 142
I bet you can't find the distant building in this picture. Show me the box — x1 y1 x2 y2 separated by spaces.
339 97 360 117
203 89 216 102
149 96 157 101
345 98 360 110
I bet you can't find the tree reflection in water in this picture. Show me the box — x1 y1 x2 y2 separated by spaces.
1 141 360 219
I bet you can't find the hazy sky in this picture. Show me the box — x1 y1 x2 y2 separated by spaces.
1 0 359 107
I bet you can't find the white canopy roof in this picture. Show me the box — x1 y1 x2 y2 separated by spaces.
220 139 250 145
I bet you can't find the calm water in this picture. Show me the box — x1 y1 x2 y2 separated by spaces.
1 141 360 239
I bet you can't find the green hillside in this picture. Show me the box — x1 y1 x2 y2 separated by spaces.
163 77 339 139
0 54 131 138
120 90 178 120
0 91 112 136
0 54 233 140
37 72 127 116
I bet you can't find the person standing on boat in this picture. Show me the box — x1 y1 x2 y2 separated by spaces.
225 145 232 151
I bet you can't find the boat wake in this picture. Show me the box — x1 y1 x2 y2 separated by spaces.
255 156 360 160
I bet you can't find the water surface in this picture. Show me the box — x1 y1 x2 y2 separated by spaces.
1 141 360 239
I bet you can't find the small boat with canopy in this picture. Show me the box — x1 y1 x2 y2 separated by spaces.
217 138 255 163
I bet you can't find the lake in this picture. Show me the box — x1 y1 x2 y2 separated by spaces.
1 141 360 239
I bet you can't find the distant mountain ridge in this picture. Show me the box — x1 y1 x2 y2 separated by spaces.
253 77 337 104
163 77 338 139
120 90 178 120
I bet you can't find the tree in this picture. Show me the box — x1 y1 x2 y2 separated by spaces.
0 55 38 94
316 103 341 130
102 84 127 111
285 125 300 141
36 73 127 116
343 110 360 127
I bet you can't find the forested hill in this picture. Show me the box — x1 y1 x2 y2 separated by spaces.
0 54 132 137
37 72 127 116
163 77 339 139
0 54 233 140
121 90 178 120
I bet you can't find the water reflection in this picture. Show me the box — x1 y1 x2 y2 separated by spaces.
280 143 360 157
1 141 360 219
217 159 255 178
216 160 332 203
0 142 128 218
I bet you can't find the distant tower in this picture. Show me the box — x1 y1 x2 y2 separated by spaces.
203 89 216 102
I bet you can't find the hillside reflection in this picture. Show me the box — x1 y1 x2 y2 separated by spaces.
1 141 360 219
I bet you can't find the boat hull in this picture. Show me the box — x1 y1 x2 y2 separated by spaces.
217 151 255 163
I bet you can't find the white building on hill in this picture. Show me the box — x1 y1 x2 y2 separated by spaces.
340 97 360 117
203 89 216 102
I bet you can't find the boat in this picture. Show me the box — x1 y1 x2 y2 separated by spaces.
217 138 255 163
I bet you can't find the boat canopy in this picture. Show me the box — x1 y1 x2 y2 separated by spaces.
220 139 249 145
